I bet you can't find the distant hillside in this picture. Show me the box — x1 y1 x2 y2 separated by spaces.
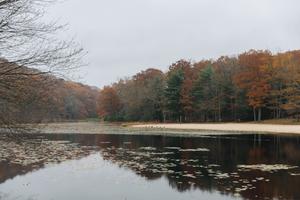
0 59 99 125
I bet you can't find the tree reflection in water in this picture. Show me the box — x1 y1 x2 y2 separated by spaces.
0 133 300 200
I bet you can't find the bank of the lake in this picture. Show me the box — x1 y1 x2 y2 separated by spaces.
39 121 300 136
130 123 300 135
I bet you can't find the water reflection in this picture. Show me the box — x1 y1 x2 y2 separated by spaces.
1 133 300 200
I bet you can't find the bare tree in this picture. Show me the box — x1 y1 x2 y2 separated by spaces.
0 0 85 133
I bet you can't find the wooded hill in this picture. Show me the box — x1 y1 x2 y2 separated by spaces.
0 59 99 125
98 49 300 122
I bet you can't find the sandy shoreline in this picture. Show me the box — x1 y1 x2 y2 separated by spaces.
131 123 300 135
36 121 300 136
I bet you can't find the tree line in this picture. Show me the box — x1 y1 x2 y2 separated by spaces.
97 49 300 122
0 60 98 126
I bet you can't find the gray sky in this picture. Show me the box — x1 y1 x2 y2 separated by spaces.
47 0 300 87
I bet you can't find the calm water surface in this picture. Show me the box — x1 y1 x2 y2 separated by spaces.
0 124 300 200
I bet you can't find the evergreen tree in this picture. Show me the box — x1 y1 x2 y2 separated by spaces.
192 65 217 121
165 68 184 122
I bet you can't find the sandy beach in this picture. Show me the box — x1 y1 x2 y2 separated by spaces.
36 121 300 136
131 123 300 135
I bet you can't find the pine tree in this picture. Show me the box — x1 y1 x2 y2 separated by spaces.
192 65 217 121
165 68 184 122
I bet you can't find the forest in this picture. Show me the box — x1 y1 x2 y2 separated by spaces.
98 49 300 122
2 49 300 125
0 60 99 125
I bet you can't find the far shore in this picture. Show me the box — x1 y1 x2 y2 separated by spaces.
131 123 300 135
33 121 300 136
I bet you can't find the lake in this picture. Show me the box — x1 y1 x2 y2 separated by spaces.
0 124 300 200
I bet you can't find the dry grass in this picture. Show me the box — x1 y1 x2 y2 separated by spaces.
252 119 300 125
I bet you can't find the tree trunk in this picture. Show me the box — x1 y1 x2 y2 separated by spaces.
253 107 257 121
214 111 217 122
218 101 222 122
258 107 262 121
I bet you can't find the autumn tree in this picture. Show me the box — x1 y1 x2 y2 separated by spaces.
266 52 291 118
179 61 196 122
62 82 98 119
97 86 121 121
213 56 248 121
132 68 165 121
235 50 272 121
112 68 165 121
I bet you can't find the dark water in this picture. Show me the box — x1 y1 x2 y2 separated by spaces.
1 128 300 200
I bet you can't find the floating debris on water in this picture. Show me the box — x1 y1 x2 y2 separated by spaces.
208 164 220 167
237 164 298 172
182 174 197 179
0 137 97 167
139 147 157 151
164 147 181 150
179 148 210 152
149 152 174 155
214 173 230 179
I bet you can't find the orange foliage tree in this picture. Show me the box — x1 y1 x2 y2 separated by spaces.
235 50 272 121
97 86 121 121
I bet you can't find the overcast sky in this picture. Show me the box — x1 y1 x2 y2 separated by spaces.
46 0 300 87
